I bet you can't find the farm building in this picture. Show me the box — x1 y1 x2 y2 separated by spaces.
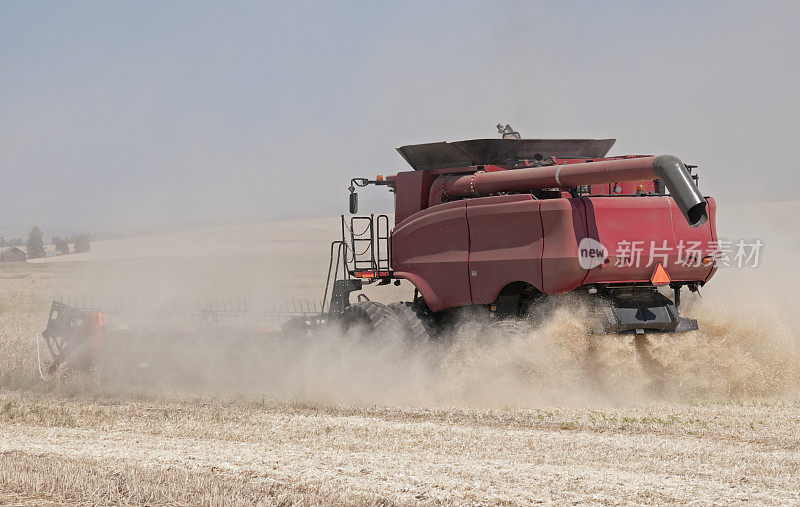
1 247 27 262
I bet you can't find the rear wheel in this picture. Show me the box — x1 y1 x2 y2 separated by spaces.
342 301 404 341
389 301 435 342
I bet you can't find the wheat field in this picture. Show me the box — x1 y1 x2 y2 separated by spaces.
1 392 798 504
1 205 799 504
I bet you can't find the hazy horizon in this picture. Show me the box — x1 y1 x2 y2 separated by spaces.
2 1 799 235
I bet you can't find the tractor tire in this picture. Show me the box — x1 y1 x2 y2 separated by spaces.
342 301 404 341
389 301 435 342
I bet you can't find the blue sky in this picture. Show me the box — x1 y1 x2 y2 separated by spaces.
1 1 798 233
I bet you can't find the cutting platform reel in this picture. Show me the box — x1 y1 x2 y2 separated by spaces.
42 301 104 378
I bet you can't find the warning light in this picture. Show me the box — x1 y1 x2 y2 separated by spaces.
376 174 384 181
650 263 671 286
354 270 390 279
701 255 713 265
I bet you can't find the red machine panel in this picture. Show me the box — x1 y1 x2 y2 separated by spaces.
393 170 434 225
540 198 589 293
391 200 471 311
582 196 716 284
703 197 718 283
465 195 543 303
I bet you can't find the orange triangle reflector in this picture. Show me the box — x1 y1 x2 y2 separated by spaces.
651 263 671 286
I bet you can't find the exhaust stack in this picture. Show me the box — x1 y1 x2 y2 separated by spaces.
437 155 708 228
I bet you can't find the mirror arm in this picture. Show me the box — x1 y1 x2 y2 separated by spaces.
348 176 393 214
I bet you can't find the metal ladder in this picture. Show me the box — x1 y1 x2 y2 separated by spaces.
347 214 390 272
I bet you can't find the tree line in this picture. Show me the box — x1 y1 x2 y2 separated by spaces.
0 227 91 259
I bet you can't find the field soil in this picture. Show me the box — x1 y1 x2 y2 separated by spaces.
1 203 799 504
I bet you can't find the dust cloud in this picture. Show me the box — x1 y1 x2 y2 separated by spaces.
86 290 799 409
49 203 800 408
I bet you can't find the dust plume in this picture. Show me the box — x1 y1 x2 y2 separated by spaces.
83 290 800 409
46 203 800 408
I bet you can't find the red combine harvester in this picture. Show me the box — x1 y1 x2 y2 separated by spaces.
321 125 716 340
42 126 717 376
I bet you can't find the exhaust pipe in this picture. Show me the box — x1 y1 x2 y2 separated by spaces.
652 155 707 228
